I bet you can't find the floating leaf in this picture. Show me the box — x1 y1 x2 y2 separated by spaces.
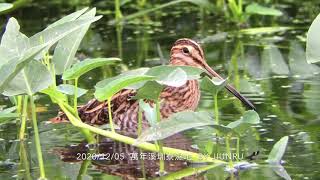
2 60 53 96
94 75 155 101
200 76 227 95
268 136 289 163
306 13 320 64
52 8 99 74
62 57 121 80
57 84 88 97
289 41 320 78
134 81 164 100
261 44 289 77
135 111 214 143
0 3 13 12
246 3 282 16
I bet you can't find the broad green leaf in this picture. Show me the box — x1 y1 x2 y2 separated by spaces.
0 3 12 12
57 84 88 97
139 100 157 127
62 57 121 80
306 13 320 64
0 45 47 93
200 76 227 95
0 18 29 57
246 3 282 16
146 65 204 81
289 42 320 78
53 8 98 74
268 136 289 163
41 87 67 103
240 27 292 35
261 44 289 77
46 7 88 29
227 110 260 134
135 111 214 143
94 75 155 101
2 60 53 96
134 81 164 100
29 15 102 57
155 67 188 87
239 79 262 94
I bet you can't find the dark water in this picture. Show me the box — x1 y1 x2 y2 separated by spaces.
0 1 320 179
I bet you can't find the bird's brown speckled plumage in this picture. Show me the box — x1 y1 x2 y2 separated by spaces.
52 38 254 135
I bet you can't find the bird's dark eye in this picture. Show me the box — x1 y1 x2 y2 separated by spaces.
182 47 189 54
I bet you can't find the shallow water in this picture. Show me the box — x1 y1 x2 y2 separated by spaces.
0 1 320 179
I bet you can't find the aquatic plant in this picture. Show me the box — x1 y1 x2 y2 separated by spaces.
0 7 294 179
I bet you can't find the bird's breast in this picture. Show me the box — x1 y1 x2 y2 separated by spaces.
160 80 200 118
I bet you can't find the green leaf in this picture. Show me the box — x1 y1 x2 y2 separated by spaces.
94 75 155 101
306 13 320 64
2 60 53 96
0 3 13 12
41 87 67 103
57 84 88 97
52 8 99 74
227 110 260 134
135 111 214 143
29 15 102 58
0 106 19 124
134 81 164 100
200 76 227 95
46 7 88 29
62 57 121 80
139 100 157 127
246 3 282 16
289 41 320 78
261 44 289 77
146 65 204 81
268 136 289 163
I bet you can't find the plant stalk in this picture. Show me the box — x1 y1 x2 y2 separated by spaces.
156 100 165 175
74 78 79 116
29 95 46 179
107 98 115 132
19 96 29 140
225 135 233 168
214 93 219 125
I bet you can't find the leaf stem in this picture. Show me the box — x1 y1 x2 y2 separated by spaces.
58 102 225 164
29 95 46 179
107 98 115 132
19 96 29 140
214 93 219 125
236 136 240 162
225 135 233 168
74 78 79 116
155 100 165 175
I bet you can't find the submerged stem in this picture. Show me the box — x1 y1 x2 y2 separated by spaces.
29 95 46 179
107 98 115 132
19 96 29 140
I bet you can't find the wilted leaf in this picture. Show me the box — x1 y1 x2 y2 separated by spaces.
268 136 289 163
62 57 121 80
246 3 282 16
306 13 320 64
135 111 214 143
200 76 227 95
2 60 53 96
94 75 155 101
57 84 88 97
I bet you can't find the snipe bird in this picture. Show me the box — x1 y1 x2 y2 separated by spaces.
52 38 255 135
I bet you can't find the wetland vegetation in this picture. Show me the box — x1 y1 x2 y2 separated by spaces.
0 0 320 179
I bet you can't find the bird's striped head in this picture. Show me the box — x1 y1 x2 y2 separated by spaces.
170 38 205 68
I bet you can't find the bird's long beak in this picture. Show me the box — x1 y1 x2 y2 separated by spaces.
202 62 256 110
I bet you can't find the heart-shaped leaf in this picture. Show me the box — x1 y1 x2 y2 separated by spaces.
62 57 121 80
200 76 227 95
